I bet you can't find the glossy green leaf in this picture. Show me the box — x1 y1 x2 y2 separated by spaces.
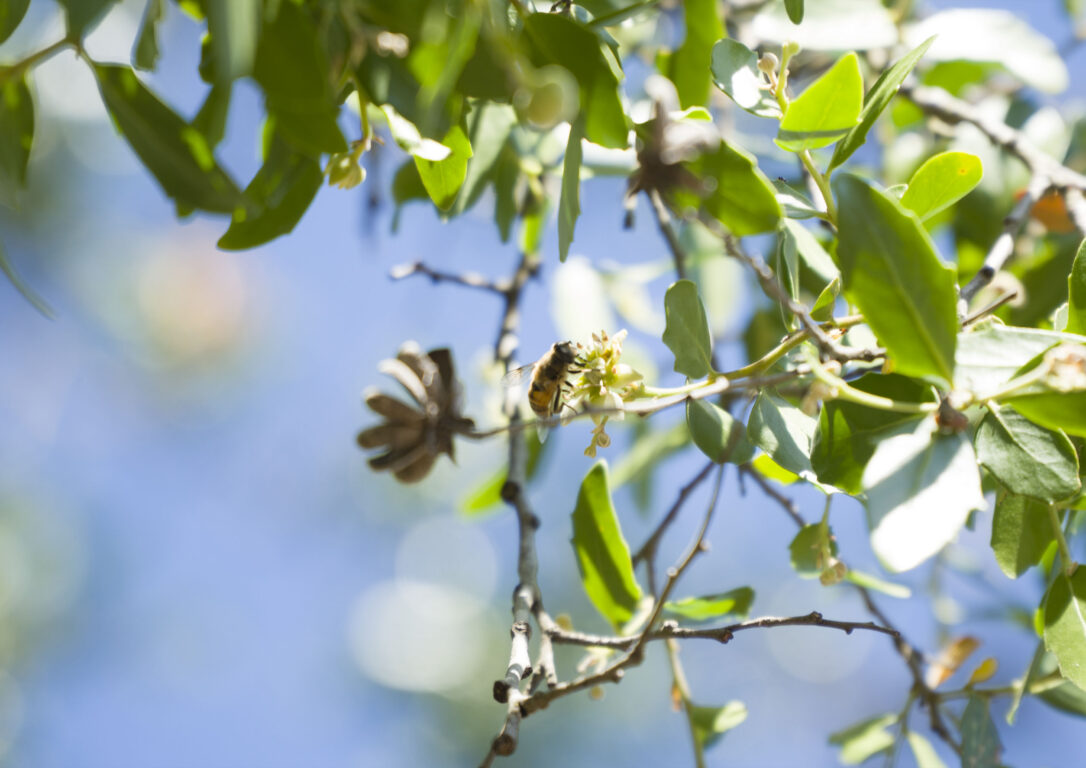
961 694 1002 768
830 36 934 169
1067 239 1086 335
1044 568 1086 691
1035 651 1086 718
93 64 242 214
0 236 52 317
133 0 164 70
675 140 781 235
252 1 345 155
205 0 260 84
664 587 753 622
784 0 804 24
0 0 28 44
669 0 723 107
899 151 983 221
976 404 1080 502
570 461 643 629
751 453 798 484
789 523 837 579
687 399 755 464
776 53 862 152
829 713 897 765
778 219 840 300
689 701 747 750
58 0 115 39
663 279 714 378
990 492 1057 579
710 39 781 118
415 125 472 211
906 732 947 768
0 75 33 209
523 13 628 149
218 132 323 250
955 324 1082 394
383 106 450 161
747 391 817 481
863 417 985 572
834 173 958 385
559 118 584 261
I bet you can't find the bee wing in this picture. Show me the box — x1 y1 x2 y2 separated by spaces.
501 363 535 388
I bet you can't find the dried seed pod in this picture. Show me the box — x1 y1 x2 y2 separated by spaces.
357 343 475 484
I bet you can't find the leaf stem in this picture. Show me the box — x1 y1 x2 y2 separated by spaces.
807 351 937 415
0 37 75 86
1046 504 1075 576
665 639 706 768
800 149 838 222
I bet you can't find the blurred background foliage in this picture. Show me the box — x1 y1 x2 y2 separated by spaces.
2 0 1086 766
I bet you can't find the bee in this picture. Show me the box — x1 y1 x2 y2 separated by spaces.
504 341 582 436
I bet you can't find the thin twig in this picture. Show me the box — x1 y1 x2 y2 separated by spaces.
739 464 805 527
546 610 899 649
390 260 507 294
647 187 688 281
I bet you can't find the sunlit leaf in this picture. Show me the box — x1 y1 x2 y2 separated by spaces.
789 523 837 579
900 151 983 221
1003 345 1086 438
133 0 164 71
571 462 643 628
93 64 242 213
415 124 472 210
975 404 1080 502
559 118 584 261
1044 568 1086 692
834 173 958 385
830 36 934 169
776 53 863 152
686 399 755 464
906 731 948 768
1067 239 1086 335
452 103 517 216
863 417 984 572
0 74 33 209
968 657 999 686
710 39 780 118
990 492 1057 579
829 713 897 765
663 280 714 378
675 140 781 235
664 587 753 622
669 0 723 107
747 391 816 478
689 701 747 750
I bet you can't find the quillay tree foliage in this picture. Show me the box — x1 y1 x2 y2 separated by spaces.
5 0 1086 764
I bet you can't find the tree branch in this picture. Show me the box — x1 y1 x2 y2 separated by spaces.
390 260 507 294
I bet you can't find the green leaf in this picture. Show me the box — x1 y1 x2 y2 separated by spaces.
0 236 52 317
0 75 34 209
906 732 948 768
899 151 983 221
747 391 817 478
193 84 231 149
776 53 862 152
0 0 29 44
217 131 323 250
669 0 723 107
784 0 804 24
570 461 643 629
1003 345 1086 438
812 375 929 495
863 417 985 572
452 103 517 216
460 428 547 516
133 0 165 71
382 105 451 161
415 124 472 211
778 218 840 295
1067 239 1086 335
662 279 714 378
559 117 584 261
955 324 1082 394
251 1 345 155
829 713 898 765
664 587 754 622
773 178 820 219
523 13 628 149
689 701 747 750
830 36 934 169
710 39 781 118
833 173 958 385
976 404 1080 502
751 453 798 484
686 399 755 464
93 64 242 214
58 0 115 39
789 523 837 579
961 694 1002 768
1044 568 1086 691
844 569 911 599
1035 651 1086 718
675 140 781 236
205 0 260 84
990 492 1057 579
